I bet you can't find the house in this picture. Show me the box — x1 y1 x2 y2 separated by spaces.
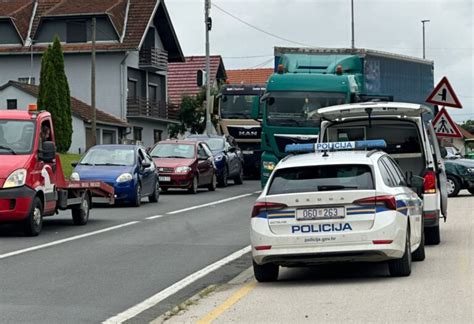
168 56 227 108
441 125 474 156
0 80 129 153
226 68 273 85
0 0 184 148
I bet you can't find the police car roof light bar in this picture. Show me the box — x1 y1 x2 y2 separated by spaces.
285 140 387 154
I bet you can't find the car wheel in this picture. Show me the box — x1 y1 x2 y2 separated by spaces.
234 164 244 185
218 166 228 187
446 176 460 197
425 225 440 245
253 261 279 282
72 192 90 225
149 180 160 203
133 183 142 207
208 172 216 191
388 223 412 277
24 197 43 237
412 227 425 261
468 188 474 195
188 176 198 194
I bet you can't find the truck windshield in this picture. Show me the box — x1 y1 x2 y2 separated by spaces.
265 91 346 127
220 95 255 119
0 120 35 154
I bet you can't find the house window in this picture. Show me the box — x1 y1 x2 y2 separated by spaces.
133 127 142 141
18 77 35 85
128 79 138 99
102 130 117 144
7 99 17 110
67 21 87 43
153 129 162 144
149 84 157 103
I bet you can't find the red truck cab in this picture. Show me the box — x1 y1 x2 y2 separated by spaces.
0 107 114 236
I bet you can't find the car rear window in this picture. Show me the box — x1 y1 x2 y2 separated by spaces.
267 164 374 195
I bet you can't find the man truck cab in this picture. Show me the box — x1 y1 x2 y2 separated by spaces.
317 101 447 245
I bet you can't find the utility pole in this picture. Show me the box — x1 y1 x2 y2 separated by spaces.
421 19 430 59
91 17 97 145
205 0 212 134
351 0 355 49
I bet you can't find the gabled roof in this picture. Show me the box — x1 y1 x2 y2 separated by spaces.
226 68 273 85
1 81 129 128
168 56 227 106
0 0 184 61
457 125 474 139
0 0 35 42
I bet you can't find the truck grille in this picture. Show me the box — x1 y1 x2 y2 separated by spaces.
274 135 318 153
227 125 261 140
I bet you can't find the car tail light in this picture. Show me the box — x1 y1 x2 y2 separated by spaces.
353 195 397 211
424 171 436 194
251 202 287 218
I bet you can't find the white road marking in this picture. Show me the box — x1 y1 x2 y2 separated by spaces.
145 215 164 220
103 245 251 324
166 193 254 215
0 222 139 260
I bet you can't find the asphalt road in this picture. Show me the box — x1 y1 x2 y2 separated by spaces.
165 191 474 323
0 180 261 323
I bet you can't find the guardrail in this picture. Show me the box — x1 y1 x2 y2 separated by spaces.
139 48 168 72
127 97 178 121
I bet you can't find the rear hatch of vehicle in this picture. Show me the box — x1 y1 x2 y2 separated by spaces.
263 164 381 239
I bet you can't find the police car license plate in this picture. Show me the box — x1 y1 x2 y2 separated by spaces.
159 176 171 182
296 207 345 220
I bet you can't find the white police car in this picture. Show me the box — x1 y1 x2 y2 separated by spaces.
251 140 425 282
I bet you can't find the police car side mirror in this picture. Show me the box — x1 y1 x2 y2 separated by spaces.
39 141 56 163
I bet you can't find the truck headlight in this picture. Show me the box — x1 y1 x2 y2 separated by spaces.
70 172 80 181
3 169 27 188
175 166 192 173
116 173 133 183
262 161 275 171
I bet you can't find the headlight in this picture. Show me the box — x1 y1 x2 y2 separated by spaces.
175 166 192 173
262 161 276 171
70 172 80 181
116 173 133 183
467 168 474 174
214 154 224 162
3 169 27 188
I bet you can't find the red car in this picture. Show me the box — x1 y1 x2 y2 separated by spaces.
150 140 216 193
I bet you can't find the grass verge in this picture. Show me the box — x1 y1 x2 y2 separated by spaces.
59 153 82 179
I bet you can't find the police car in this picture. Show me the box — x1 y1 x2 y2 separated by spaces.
251 140 425 282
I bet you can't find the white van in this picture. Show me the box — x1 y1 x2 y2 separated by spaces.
317 102 447 245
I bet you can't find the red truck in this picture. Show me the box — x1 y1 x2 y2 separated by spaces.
0 106 114 236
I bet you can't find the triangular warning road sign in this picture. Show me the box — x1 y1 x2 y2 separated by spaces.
426 76 462 108
432 108 462 138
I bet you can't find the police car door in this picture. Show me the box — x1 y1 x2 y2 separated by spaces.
426 123 448 220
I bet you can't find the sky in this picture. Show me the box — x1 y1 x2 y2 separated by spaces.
166 0 473 122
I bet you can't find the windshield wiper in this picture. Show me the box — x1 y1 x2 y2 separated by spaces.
94 163 128 166
79 162 95 166
156 155 187 159
0 145 16 154
317 185 358 191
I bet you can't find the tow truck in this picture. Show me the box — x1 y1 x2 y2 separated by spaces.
0 105 114 236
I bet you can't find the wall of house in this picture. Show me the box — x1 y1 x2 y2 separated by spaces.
127 119 170 148
0 87 37 110
69 116 86 154
0 21 22 44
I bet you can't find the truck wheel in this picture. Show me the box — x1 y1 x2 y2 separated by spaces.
425 225 440 245
72 192 90 226
412 227 425 261
234 165 244 185
24 197 43 237
388 224 412 277
149 180 160 203
446 176 460 197
253 261 279 282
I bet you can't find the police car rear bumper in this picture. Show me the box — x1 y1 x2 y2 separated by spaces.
0 186 35 222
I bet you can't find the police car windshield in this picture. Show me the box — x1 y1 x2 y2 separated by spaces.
0 120 35 155
220 95 255 119
81 148 135 166
268 164 374 195
151 143 195 159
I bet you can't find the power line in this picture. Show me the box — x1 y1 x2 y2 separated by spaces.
249 57 274 69
213 3 312 47
223 54 273 59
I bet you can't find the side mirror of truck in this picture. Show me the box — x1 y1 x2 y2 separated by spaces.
39 141 56 163
251 96 260 120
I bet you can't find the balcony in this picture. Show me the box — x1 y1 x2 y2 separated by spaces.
139 48 168 72
127 97 178 121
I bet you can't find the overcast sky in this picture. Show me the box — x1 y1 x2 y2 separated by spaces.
166 0 473 122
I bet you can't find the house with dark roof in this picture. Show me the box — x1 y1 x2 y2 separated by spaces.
0 0 184 148
0 80 129 153
168 56 227 107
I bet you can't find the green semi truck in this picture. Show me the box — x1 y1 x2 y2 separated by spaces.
253 47 435 186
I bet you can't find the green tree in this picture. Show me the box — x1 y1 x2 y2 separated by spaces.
460 120 474 133
37 36 72 152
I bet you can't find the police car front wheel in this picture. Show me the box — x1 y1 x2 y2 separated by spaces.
253 261 279 282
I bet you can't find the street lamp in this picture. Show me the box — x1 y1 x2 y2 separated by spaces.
421 19 430 59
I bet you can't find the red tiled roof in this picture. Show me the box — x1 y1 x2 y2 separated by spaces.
168 56 227 106
226 68 273 85
458 125 474 139
0 0 35 41
2 81 129 127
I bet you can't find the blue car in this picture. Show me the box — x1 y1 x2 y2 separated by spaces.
71 145 159 206
187 135 244 187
